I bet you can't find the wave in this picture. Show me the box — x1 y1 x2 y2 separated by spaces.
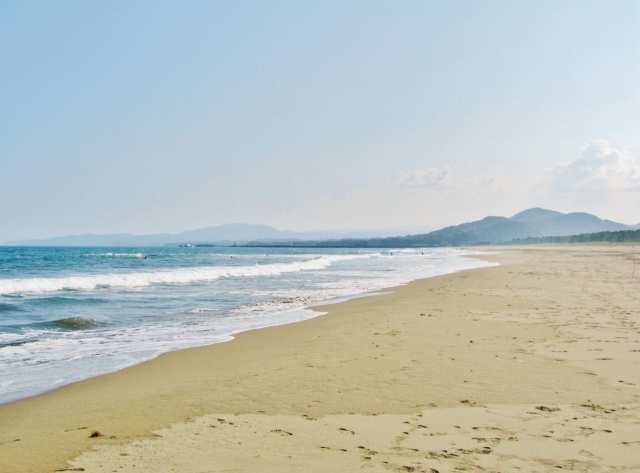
83 252 148 259
0 254 374 296
29 296 108 306
48 317 103 330
0 302 21 313
0 339 33 349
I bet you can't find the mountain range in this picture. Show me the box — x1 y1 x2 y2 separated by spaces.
243 208 640 248
3 224 438 247
5 208 639 247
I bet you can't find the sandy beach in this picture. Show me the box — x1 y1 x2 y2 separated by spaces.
1 246 639 472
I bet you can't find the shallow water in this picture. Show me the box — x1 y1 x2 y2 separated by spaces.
0 246 493 403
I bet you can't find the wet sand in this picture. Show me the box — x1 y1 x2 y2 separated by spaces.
1 246 639 472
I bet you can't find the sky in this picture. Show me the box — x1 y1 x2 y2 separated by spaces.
1 0 639 239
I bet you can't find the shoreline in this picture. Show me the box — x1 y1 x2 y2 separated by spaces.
0 251 489 405
0 248 491 405
1 246 639 472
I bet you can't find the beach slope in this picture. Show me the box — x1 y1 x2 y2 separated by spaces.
1 246 639 472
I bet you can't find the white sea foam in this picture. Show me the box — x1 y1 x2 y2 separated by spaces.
83 252 148 258
0 254 374 295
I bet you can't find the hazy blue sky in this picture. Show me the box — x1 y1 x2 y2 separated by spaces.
1 1 639 239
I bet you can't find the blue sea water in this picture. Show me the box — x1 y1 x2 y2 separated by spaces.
0 246 494 403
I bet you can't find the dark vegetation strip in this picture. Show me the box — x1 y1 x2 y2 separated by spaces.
239 228 640 248
503 229 640 245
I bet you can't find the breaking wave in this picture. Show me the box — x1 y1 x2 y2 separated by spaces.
83 252 148 259
49 317 103 330
0 254 374 296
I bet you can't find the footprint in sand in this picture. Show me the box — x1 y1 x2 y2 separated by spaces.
270 429 293 436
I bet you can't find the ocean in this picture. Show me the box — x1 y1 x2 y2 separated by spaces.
0 246 494 403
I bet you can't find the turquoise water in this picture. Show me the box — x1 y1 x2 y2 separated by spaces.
0 246 493 403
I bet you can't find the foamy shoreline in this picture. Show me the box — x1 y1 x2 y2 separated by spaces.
0 248 491 404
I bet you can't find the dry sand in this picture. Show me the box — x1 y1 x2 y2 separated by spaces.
1 246 639 472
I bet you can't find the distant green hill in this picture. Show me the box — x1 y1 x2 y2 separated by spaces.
509 207 564 223
244 208 636 248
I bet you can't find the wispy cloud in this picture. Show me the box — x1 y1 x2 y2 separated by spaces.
548 140 640 192
393 165 502 193
394 166 453 187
